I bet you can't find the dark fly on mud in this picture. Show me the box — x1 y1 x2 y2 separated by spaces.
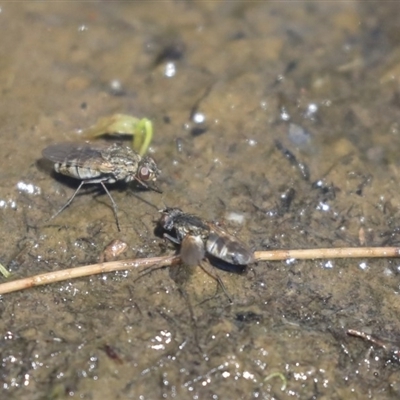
42 142 161 231
159 208 254 265
158 207 254 301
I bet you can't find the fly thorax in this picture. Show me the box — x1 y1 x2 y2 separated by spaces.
112 163 137 181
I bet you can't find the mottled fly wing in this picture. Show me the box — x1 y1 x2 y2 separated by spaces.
42 143 106 168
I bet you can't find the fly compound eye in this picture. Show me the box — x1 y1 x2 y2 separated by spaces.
139 166 151 181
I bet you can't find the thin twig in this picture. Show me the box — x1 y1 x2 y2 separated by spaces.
253 247 400 261
0 255 180 295
347 329 386 347
2 246 400 295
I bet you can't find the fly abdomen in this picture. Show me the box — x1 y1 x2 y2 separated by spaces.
206 232 253 265
55 162 104 181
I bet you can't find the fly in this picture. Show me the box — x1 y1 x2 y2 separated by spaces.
158 207 254 301
42 142 161 231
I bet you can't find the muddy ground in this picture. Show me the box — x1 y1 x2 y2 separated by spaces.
1 1 400 399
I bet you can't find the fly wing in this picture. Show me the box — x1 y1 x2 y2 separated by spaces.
180 235 206 267
42 143 112 171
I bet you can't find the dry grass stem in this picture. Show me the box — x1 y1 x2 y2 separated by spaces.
1 246 399 295
253 247 400 261
0 255 180 295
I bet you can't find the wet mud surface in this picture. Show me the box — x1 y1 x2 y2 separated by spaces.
2 1 400 398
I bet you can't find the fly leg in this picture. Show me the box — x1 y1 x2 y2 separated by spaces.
47 178 121 231
134 175 163 193
163 233 180 245
48 180 85 222
199 260 233 303
100 182 121 231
